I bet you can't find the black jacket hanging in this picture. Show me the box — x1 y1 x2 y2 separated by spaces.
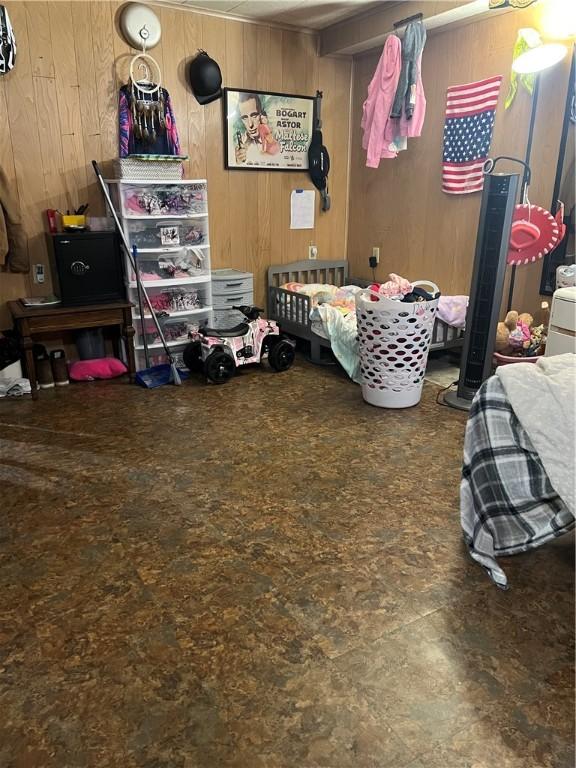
308 91 331 212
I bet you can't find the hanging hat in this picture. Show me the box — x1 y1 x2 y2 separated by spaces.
507 203 560 265
188 50 222 105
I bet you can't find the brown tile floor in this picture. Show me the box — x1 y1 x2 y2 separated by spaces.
0 359 573 767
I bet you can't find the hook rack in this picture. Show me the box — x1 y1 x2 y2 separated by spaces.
393 12 423 29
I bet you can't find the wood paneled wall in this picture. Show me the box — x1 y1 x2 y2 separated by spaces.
0 1 352 327
347 6 571 314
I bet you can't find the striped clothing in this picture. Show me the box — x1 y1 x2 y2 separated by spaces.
442 75 502 195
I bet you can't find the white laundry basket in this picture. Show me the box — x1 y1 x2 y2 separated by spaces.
356 281 440 408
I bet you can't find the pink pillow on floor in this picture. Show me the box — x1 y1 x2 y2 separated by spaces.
69 357 128 381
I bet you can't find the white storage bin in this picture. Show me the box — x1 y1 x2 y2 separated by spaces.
120 182 207 218
125 216 208 250
129 280 213 353
356 281 440 409
131 283 211 317
135 304 211 350
136 343 189 370
115 158 184 181
128 246 209 286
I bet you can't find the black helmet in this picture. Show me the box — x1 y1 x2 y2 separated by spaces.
188 50 222 105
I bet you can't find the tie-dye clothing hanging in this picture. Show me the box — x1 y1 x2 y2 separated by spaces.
119 83 181 158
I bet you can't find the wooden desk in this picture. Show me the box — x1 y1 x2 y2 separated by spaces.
8 300 135 400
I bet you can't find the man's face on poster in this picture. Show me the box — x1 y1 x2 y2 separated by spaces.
239 97 261 140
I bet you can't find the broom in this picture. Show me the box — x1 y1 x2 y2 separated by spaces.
92 161 181 386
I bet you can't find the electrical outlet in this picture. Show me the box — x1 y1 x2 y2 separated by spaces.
371 247 380 264
34 264 45 284
308 245 318 260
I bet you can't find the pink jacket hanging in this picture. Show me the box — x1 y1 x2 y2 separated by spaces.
361 35 402 168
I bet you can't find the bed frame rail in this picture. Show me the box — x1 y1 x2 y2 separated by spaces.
268 286 311 331
267 259 348 293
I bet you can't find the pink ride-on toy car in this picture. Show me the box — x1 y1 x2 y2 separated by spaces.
183 305 295 384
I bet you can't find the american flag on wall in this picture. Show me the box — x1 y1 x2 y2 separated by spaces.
442 75 503 195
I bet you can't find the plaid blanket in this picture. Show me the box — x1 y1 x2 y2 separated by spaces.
460 377 575 588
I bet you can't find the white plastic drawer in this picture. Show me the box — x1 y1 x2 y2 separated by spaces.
130 284 211 317
126 217 208 250
136 343 189 372
213 291 253 310
127 247 209 285
134 305 211 350
550 297 576 334
546 329 576 356
212 276 253 296
121 182 207 218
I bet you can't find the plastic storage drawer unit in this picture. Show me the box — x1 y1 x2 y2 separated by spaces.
212 268 254 326
125 217 208 251
120 182 208 218
106 177 213 373
546 286 576 356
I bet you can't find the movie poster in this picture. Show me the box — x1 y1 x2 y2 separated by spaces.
224 88 315 171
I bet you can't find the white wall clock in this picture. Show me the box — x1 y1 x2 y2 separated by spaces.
119 3 161 50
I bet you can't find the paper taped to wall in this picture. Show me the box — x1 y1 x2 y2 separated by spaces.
290 189 315 229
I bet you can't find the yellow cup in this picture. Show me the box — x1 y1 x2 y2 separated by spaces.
61 214 86 229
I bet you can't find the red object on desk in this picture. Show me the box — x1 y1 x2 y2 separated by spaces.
46 209 57 234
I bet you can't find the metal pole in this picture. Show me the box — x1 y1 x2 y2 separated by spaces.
507 72 540 312
133 245 150 369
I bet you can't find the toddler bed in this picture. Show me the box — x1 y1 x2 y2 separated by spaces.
267 259 463 366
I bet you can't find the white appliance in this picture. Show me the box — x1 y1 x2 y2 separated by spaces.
556 264 575 289
546 286 576 356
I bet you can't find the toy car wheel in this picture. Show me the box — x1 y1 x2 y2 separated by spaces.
183 340 203 373
268 339 295 372
204 350 235 384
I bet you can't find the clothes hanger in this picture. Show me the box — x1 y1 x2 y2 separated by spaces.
137 60 152 84
129 52 161 96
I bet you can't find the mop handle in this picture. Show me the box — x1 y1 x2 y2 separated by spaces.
91 161 175 363
132 244 150 369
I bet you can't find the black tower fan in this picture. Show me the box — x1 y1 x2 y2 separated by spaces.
444 158 523 410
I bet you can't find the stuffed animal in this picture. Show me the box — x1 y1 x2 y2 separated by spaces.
516 312 533 349
495 310 545 357
525 323 546 356
495 310 519 354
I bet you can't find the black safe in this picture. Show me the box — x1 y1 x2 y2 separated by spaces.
49 232 126 306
